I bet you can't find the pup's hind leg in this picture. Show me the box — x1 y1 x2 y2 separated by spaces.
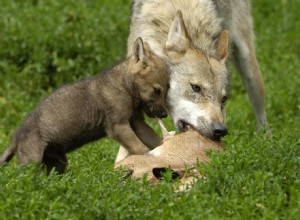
16 130 46 165
231 9 268 132
42 149 67 174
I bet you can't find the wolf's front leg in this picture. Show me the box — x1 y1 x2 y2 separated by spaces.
231 5 269 135
109 123 150 155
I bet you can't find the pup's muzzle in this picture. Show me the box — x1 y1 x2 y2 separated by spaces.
143 104 168 118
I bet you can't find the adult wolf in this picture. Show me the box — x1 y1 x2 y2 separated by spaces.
116 0 268 161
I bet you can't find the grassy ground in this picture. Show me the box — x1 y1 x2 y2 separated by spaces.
0 0 299 219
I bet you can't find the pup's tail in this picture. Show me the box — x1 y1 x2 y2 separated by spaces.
0 139 16 165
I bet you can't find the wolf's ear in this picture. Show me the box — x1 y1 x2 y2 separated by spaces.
166 11 190 57
215 31 229 64
133 37 147 63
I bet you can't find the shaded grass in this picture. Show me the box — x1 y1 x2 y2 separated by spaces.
0 0 299 219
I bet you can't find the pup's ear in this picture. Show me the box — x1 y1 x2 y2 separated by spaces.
132 37 148 63
152 167 183 180
166 11 191 58
215 30 229 64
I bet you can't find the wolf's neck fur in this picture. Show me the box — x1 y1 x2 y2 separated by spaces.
128 0 224 59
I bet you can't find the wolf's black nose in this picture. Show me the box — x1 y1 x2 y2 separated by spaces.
212 123 228 139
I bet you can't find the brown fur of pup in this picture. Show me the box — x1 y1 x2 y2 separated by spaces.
0 38 169 174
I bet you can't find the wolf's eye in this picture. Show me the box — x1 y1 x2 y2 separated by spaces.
191 84 201 93
153 87 161 96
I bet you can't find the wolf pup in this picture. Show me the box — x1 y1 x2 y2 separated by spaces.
126 0 268 144
0 37 169 174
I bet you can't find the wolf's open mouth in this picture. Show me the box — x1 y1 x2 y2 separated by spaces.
177 120 192 132
177 120 222 141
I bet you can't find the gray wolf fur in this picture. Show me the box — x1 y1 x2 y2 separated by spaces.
0 38 169 174
127 0 268 140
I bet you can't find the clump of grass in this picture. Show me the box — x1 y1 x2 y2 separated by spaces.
0 0 299 219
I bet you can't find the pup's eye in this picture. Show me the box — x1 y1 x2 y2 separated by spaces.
191 84 201 93
153 87 162 95
221 96 228 104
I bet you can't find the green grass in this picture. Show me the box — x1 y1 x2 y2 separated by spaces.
0 0 299 219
